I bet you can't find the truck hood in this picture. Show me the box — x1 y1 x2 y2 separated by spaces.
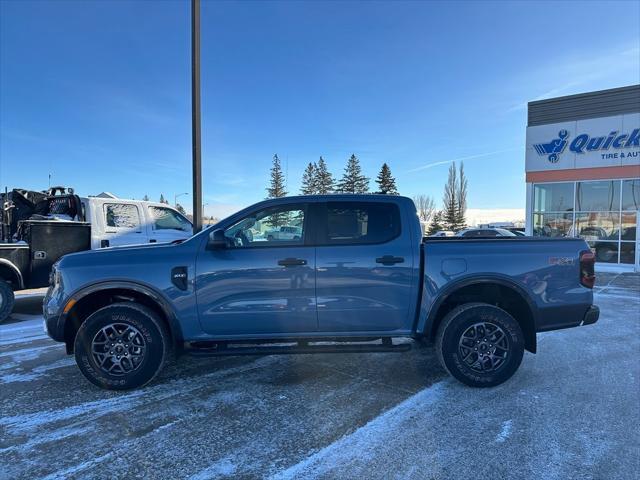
58 241 179 268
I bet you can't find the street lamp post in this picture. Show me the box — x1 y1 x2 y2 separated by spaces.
175 192 189 207
191 0 202 234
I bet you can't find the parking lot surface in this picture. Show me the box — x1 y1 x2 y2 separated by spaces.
1 274 639 479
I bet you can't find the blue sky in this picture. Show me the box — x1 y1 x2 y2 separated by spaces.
1 0 639 219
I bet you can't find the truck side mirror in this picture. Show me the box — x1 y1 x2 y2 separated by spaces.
207 229 227 249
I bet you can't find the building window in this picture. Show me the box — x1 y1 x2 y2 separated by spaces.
532 182 574 237
576 181 620 211
532 179 639 266
622 179 640 210
533 183 574 212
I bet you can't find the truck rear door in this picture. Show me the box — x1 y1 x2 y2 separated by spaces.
100 202 149 247
314 200 415 333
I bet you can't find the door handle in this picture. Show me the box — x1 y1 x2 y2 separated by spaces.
278 258 307 267
149 239 157 243
376 255 404 266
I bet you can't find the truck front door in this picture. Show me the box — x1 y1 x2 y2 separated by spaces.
195 202 317 336
315 201 415 333
146 205 192 244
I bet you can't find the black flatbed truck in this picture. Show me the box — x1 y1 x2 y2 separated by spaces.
0 187 90 322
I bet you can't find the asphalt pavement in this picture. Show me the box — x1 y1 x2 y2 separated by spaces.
1 274 639 479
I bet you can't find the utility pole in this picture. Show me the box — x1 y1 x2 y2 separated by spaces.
191 0 202 233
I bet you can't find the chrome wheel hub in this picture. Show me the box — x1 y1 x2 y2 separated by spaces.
91 323 146 376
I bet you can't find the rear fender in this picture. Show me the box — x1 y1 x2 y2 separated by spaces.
418 274 539 351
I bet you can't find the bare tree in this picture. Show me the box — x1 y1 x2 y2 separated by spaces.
443 162 458 231
456 162 468 229
413 194 436 223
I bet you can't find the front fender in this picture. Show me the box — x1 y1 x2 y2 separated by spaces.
57 280 185 347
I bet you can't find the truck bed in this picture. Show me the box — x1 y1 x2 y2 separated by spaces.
418 236 593 335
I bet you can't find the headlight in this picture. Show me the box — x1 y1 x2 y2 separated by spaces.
49 262 61 287
48 265 57 286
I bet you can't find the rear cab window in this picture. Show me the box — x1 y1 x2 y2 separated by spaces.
321 202 401 245
103 203 141 231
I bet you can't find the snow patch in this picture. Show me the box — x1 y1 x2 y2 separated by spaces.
40 452 115 480
189 458 238 479
0 357 75 384
270 381 446 480
0 344 60 360
0 333 50 346
0 318 44 333
495 419 513 443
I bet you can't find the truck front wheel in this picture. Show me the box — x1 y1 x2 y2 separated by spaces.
74 302 170 390
436 303 524 388
0 281 15 324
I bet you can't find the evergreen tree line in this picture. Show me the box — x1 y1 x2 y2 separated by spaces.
267 153 399 199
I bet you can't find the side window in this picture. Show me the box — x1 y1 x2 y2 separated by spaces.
324 202 400 245
225 204 306 248
149 206 192 231
103 204 141 230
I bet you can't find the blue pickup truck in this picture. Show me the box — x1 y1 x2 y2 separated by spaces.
44 195 599 390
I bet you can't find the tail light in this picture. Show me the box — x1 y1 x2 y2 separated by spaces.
580 250 596 288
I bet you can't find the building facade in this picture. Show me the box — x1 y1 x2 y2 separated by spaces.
525 85 640 272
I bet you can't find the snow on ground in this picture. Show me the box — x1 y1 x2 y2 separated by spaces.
0 276 638 479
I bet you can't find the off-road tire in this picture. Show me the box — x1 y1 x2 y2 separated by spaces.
74 302 170 390
436 302 524 388
0 281 15 324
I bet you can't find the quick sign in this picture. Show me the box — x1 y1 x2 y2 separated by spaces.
534 128 639 163
526 113 640 172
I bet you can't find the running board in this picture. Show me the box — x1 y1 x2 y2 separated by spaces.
184 339 411 356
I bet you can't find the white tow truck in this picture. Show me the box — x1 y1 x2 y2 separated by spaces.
0 187 192 322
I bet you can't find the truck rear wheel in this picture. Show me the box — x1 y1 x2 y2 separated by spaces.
74 302 169 390
436 303 524 388
0 281 15 324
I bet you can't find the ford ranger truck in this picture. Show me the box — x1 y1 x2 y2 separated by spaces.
44 195 599 390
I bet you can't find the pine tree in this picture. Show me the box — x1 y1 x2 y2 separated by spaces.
375 163 398 195
455 162 468 229
266 154 287 198
337 154 369 193
427 210 445 235
142 194 149 202
159 193 167 204
315 156 334 194
266 154 288 226
175 203 186 215
442 163 458 231
300 162 317 195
